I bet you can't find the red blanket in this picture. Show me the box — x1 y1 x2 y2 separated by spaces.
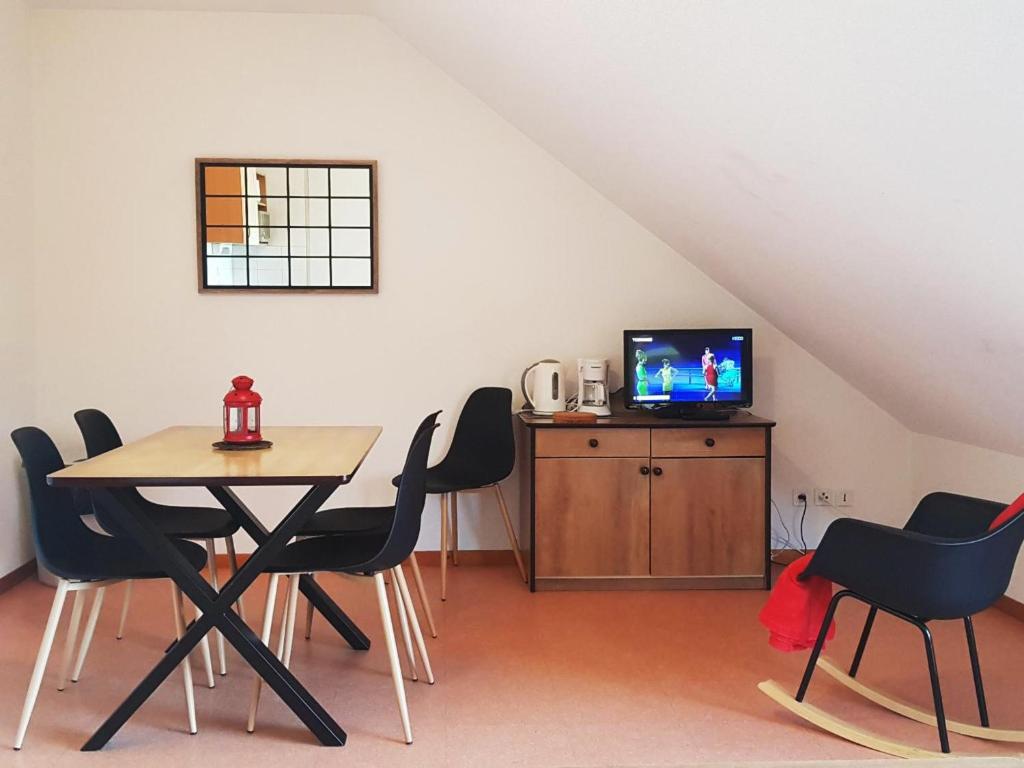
758 553 835 652
988 491 1024 530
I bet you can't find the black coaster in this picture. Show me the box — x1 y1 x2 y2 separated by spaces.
212 440 273 451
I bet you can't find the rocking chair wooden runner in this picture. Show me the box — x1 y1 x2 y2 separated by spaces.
759 492 1024 758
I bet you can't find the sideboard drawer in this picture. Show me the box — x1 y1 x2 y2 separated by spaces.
652 427 765 458
535 428 649 458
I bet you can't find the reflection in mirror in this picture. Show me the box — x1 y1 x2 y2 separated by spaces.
289 197 329 227
331 258 372 287
206 226 245 255
290 258 331 287
330 167 370 196
198 159 376 290
289 227 330 256
206 257 248 286
331 228 371 256
330 198 371 227
246 167 287 197
289 167 329 197
249 257 289 286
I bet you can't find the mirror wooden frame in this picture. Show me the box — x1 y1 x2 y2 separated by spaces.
195 158 379 293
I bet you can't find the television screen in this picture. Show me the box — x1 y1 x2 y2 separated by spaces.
623 329 753 408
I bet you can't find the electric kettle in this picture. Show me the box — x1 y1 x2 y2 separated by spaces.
521 359 566 415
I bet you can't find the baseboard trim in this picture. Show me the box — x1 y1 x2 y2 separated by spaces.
0 559 37 595
771 548 811 566
214 549 515 568
995 595 1024 622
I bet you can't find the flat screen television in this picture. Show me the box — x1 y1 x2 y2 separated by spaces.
623 328 753 410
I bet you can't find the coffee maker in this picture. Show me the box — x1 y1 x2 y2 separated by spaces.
577 358 612 416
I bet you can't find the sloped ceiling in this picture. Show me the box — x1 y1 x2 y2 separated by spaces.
31 0 1024 455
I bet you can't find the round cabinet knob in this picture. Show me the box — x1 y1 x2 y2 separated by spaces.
588 438 599 448
705 437 716 447
652 467 663 476
640 466 650 475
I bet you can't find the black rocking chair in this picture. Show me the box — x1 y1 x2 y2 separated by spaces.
759 491 1024 757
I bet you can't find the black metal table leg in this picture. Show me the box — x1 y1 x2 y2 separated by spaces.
208 485 370 651
83 485 348 750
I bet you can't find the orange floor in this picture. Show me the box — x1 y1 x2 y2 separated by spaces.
3 563 1024 766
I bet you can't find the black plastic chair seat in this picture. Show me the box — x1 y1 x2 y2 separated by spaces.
391 467 496 494
298 506 394 536
53 537 208 582
141 501 239 539
264 533 390 575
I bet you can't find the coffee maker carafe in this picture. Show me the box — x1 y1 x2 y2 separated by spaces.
577 358 612 416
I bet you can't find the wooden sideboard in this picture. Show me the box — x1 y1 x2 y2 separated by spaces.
516 405 776 591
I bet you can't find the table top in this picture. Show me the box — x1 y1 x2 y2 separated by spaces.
48 426 383 488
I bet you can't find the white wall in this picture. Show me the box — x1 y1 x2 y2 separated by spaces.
369 0 1024 459
0 0 36 576
25 9 912 560
913 433 1024 600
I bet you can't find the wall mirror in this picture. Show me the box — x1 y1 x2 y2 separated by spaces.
196 158 378 292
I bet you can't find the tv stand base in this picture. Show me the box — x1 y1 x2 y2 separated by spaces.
651 406 733 421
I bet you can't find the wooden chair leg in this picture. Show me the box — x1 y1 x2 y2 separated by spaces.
57 589 85 691
391 568 418 681
205 539 228 676
282 576 300 669
406 552 437 638
440 494 449 601
115 580 132 640
195 604 216 689
14 579 70 750
247 574 280 733
304 597 314 640
170 585 198 735
70 587 105 683
450 492 459 566
395 565 434 684
494 484 528 583
225 536 247 623
373 573 413 744
303 573 316 640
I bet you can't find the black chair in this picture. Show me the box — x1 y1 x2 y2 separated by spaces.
768 492 1024 755
298 413 441 640
74 408 244 675
10 427 209 749
248 412 440 744
393 387 526 600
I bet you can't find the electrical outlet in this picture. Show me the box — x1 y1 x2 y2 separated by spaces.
837 489 854 506
792 489 809 506
814 488 833 506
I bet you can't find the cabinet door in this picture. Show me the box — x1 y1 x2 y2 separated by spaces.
535 458 650 577
650 458 764 577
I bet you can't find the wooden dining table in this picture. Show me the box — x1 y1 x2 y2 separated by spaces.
48 425 382 750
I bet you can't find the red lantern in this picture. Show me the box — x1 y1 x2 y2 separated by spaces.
223 375 262 443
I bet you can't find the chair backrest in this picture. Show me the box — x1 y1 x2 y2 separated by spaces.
73 408 147 534
74 408 123 457
362 411 440 572
941 495 1024 615
441 387 515 485
10 426 105 581
905 491 1007 537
